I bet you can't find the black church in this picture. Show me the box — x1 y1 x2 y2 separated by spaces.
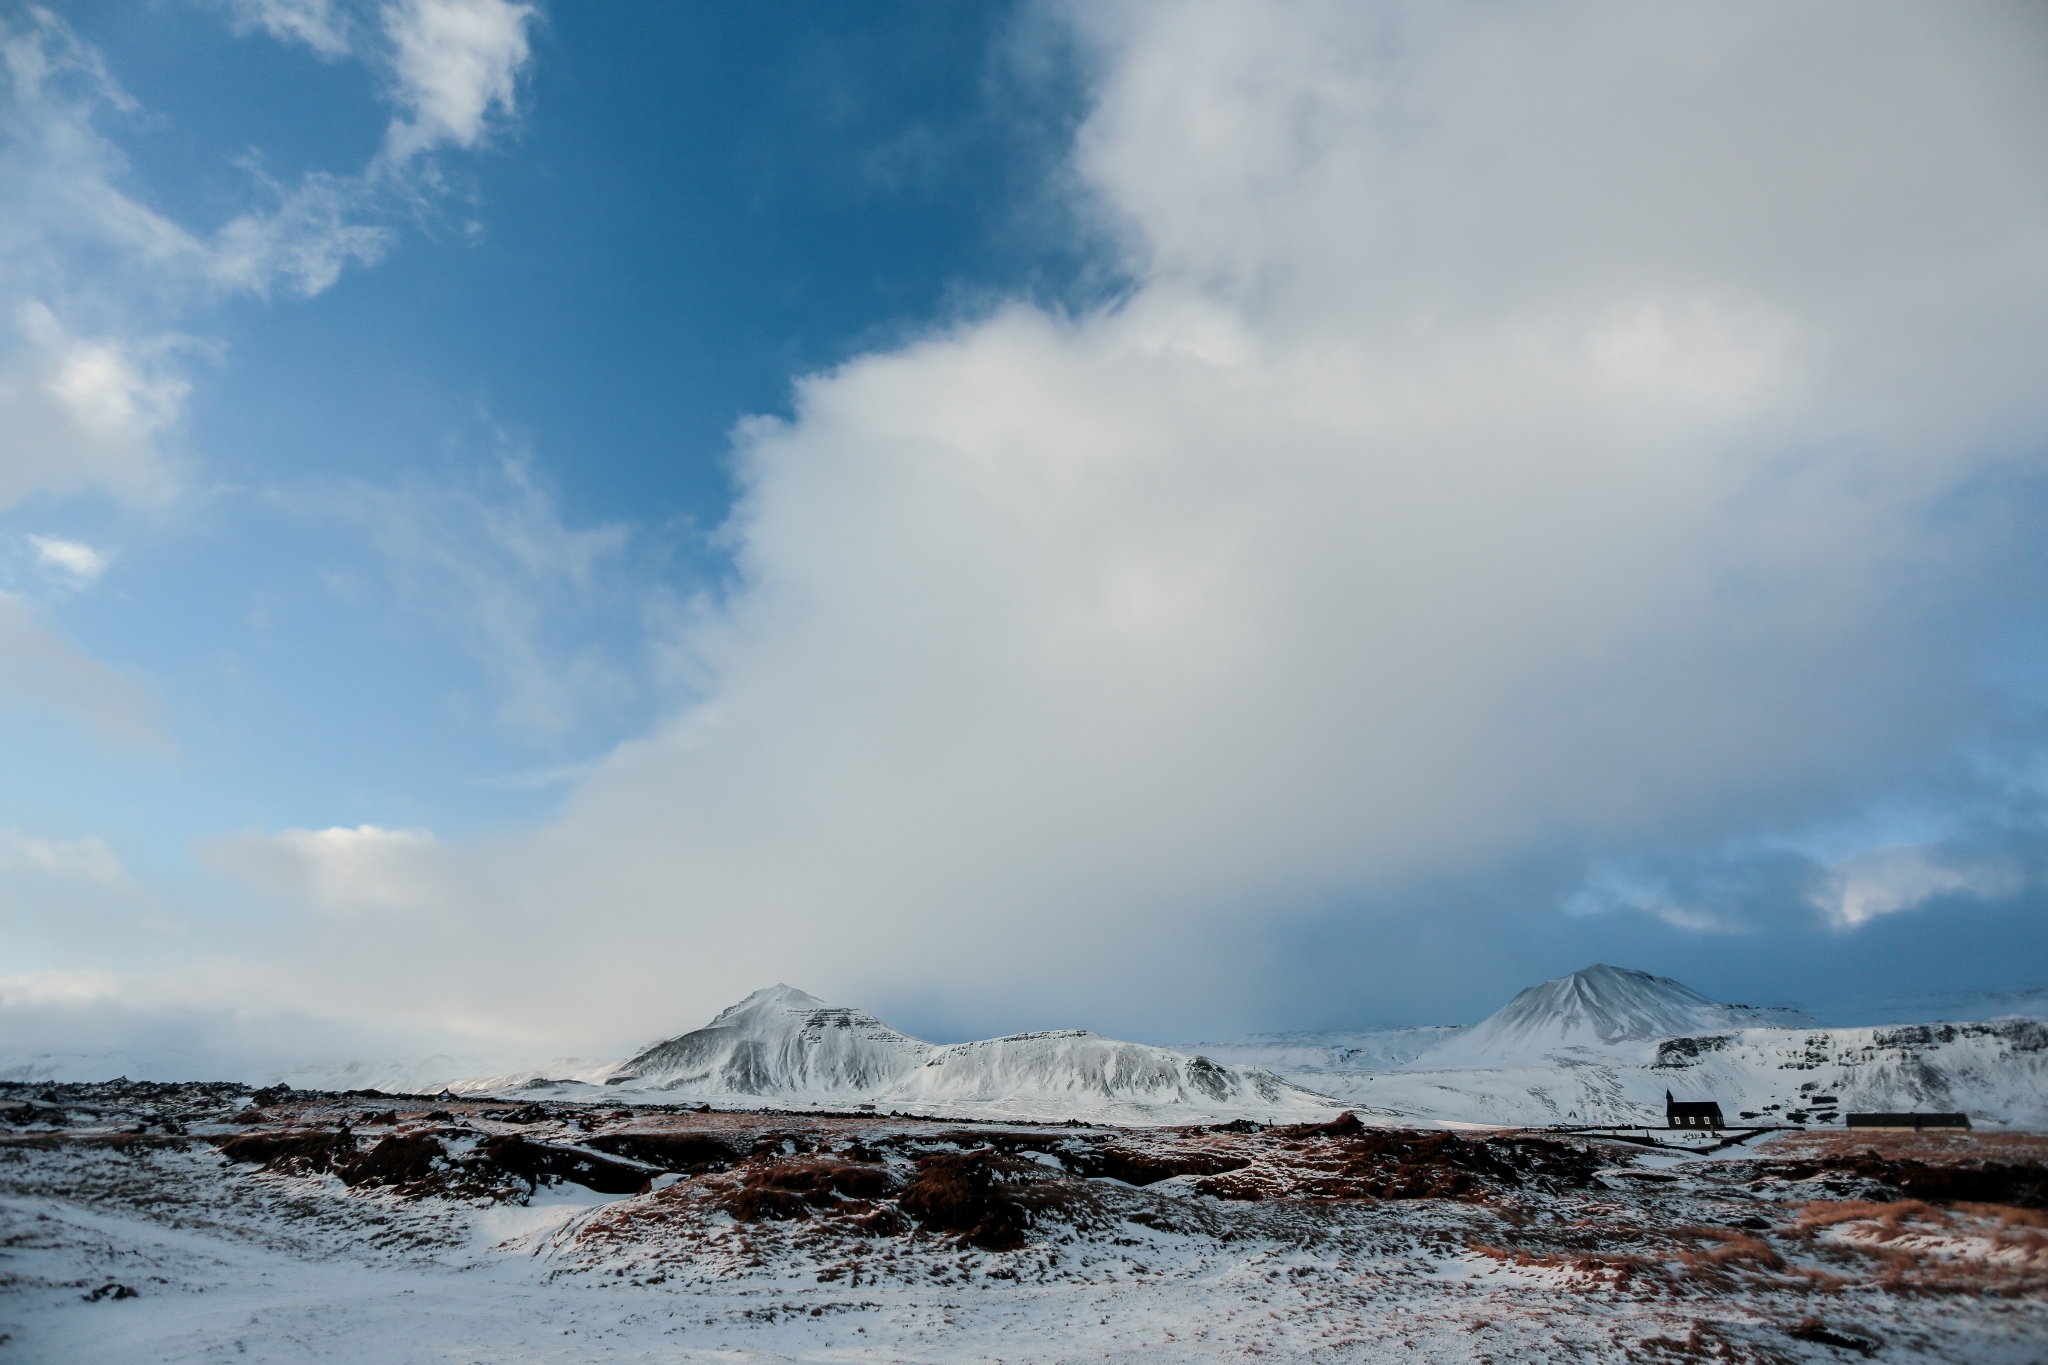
1666 1090 1724 1129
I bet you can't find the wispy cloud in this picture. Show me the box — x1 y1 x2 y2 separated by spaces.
1815 844 2027 929
0 2 538 762
310 454 638 737
0 3 540 514
0 827 129 885
217 0 353 59
27 532 108 584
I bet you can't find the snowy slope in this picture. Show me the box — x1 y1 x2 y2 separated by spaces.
1649 1020 2048 1129
1176 1026 1467 1074
873 1030 1340 1123
1190 966 2044 1128
1416 964 1818 1067
1299 1018 2048 1128
581 986 1342 1123
603 985 934 1096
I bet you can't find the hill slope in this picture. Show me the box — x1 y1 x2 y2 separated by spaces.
589 986 1342 1123
874 1030 1338 1122
604 985 934 1096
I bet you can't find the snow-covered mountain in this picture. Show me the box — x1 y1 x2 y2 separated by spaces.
1294 1017 2048 1129
1415 964 1817 1067
875 1030 1337 1122
570 985 1341 1124
19 968 2037 1129
1201 964 2043 1129
603 985 934 1096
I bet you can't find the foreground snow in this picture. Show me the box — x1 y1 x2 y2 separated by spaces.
2 1084 2043 1363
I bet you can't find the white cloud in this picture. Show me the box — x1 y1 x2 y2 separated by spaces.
316 456 636 736
219 0 353 58
0 828 129 885
207 171 392 300
380 0 534 162
0 11 392 314
0 303 187 511
1815 845 2025 928
27 532 108 584
179 0 2048 1046
0 5 533 759
0 4 535 515
204 825 443 915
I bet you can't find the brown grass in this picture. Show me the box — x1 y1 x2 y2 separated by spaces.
896 1148 1078 1250
1791 1197 2048 1298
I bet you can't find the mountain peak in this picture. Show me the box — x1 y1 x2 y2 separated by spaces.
1418 964 1818 1066
614 986 932 1095
709 984 829 1021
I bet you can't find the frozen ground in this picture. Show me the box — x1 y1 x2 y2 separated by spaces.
2 1084 2043 1363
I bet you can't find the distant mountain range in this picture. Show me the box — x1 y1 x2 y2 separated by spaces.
570 984 1336 1124
1195 965 2047 1129
6 966 2042 1128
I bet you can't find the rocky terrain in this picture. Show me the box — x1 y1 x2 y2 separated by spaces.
2 1080 2043 1362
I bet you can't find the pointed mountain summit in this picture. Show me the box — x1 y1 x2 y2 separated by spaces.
606 984 934 1095
1419 964 1818 1066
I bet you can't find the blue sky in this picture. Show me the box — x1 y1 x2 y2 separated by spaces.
3 0 2047 1068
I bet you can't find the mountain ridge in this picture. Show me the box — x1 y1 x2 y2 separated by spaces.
589 985 1341 1124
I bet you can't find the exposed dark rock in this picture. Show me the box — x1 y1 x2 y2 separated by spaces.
480 1136 661 1195
215 1129 356 1174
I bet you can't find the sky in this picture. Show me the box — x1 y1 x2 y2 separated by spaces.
3 0 2048 1074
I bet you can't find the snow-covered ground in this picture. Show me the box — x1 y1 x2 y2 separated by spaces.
3 1085 2043 1363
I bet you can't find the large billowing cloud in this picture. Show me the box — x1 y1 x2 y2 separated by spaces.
188 0 2048 1050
